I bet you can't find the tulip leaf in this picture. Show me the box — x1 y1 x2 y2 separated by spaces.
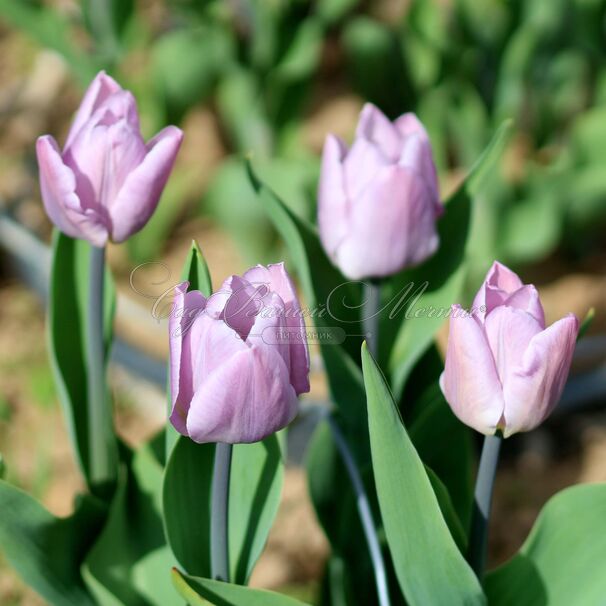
362 343 486 605
82 445 177 606
163 435 283 584
387 120 513 399
165 241 214 460
0 479 106 606
48 231 118 489
485 483 606 605
247 160 367 428
171 568 312 606
181 239 213 297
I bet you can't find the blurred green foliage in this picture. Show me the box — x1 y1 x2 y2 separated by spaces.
1 0 605 270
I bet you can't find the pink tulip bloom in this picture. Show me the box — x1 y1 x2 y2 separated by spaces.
318 103 442 280
440 261 579 437
37 71 183 246
169 263 310 444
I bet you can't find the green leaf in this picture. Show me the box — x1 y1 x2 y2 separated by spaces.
181 240 213 297
387 120 513 398
163 435 284 584
171 568 312 606
82 446 177 606
485 483 606 606
165 241 213 462
0 479 106 606
228 437 284 584
362 343 486 605
48 231 117 488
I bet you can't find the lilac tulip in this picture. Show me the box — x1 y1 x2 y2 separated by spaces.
37 71 183 247
318 103 442 280
169 263 310 444
440 261 579 437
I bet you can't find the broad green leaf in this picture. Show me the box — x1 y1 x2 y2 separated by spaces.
485 483 606 605
228 437 284 584
165 240 213 460
404 348 474 529
0 479 106 606
162 438 215 578
387 120 513 398
82 446 176 606
425 466 467 553
48 231 118 489
163 435 284 584
0 0 98 84
362 344 486 605
171 569 312 606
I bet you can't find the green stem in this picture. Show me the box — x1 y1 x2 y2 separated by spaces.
468 433 502 579
211 442 233 581
86 245 114 488
363 281 381 358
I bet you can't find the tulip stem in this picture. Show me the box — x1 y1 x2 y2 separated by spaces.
363 280 381 358
468 433 502 579
86 245 115 490
327 415 391 606
211 442 233 582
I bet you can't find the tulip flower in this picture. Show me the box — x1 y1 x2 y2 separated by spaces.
440 261 579 437
318 103 442 280
169 263 310 444
37 71 183 247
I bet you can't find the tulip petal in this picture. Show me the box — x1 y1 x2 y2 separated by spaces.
334 166 439 279
64 115 146 212
502 314 578 437
185 344 298 444
356 103 402 161
244 263 310 394
343 137 390 200
169 283 207 434
206 275 263 341
439 305 505 435
65 71 121 149
398 134 441 216
318 134 349 258
110 125 183 242
36 135 108 246
472 261 525 322
484 306 543 387
393 112 429 140
504 285 545 328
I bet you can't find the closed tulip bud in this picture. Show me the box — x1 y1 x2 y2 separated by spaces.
440 261 579 437
318 103 442 280
169 263 310 444
37 71 183 247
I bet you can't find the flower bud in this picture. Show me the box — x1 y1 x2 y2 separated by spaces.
440 261 578 437
318 103 442 280
37 71 183 246
169 263 310 444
